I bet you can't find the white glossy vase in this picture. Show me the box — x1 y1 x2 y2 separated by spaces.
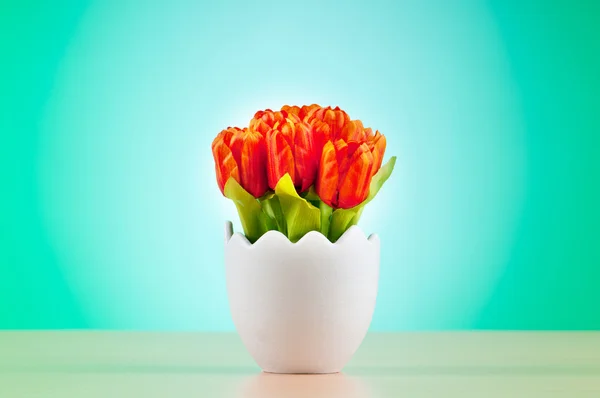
224 221 380 374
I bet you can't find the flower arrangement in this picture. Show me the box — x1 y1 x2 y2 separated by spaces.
212 104 395 243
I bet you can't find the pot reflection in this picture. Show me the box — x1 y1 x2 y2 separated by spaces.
237 372 371 398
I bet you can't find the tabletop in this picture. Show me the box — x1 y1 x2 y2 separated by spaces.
1 332 599 397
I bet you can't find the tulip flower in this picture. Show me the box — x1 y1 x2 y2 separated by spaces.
249 109 288 136
211 127 268 198
317 139 375 209
314 116 388 209
212 128 239 195
305 106 350 137
339 120 366 142
366 129 386 176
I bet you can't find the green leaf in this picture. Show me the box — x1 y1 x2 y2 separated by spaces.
275 174 321 243
328 207 359 242
329 156 396 242
224 178 273 243
260 193 286 235
363 156 397 205
300 186 321 209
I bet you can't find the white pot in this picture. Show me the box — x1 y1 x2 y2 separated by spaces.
224 221 380 374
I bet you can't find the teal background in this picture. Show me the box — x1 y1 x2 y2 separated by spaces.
1 1 599 330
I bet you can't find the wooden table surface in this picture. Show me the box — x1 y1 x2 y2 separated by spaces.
1 332 599 397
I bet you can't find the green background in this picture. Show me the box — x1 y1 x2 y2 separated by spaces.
1 1 599 330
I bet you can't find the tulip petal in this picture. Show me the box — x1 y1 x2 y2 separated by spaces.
277 119 296 148
333 139 348 167
250 110 287 135
300 104 321 120
369 131 386 175
212 139 239 195
228 128 245 166
275 173 321 243
266 129 295 190
281 105 301 117
337 143 374 209
316 140 339 208
224 177 275 243
310 120 332 156
337 140 362 179
305 106 350 138
239 130 269 197
294 123 318 192
340 120 366 142
324 107 349 137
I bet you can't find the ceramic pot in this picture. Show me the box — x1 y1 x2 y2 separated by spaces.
224 221 380 374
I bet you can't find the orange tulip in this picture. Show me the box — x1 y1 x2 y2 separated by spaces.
339 120 367 142
337 120 387 177
212 128 239 195
316 139 375 209
211 127 268 198
249 109 288 135
366 129 386 176
321 122 386 207
305 106 350 137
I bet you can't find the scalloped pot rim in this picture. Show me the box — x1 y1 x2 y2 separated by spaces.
224 221 379 248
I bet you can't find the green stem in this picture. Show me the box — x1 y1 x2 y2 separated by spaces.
319 200 332 237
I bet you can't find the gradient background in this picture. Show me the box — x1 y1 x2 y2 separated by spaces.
1 1 599 330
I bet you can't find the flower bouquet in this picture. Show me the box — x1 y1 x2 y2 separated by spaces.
212 104 395 374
